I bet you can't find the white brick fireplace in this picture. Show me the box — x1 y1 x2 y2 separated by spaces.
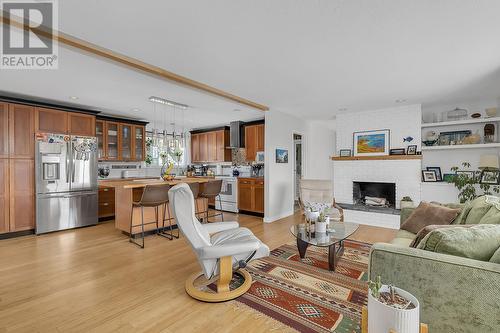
333 159 422 229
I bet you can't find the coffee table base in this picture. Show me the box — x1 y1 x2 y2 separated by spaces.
296 238 345 271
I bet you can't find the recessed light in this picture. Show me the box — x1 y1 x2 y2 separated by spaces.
233 108 242 112
131 108 141 112
338 107 347 112
69 96 79 100
395 99 407 103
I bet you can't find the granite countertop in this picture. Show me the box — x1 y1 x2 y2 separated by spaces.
99 177 214 189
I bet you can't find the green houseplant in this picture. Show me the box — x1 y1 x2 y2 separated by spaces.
449 162 500 203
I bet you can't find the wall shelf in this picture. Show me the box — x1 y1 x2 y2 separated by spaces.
421 143 500 151
331 155 422 161
421 116 500 128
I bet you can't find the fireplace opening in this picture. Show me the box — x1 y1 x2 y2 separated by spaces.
353 181 396 209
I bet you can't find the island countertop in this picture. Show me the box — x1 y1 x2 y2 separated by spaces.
99 177 213 189
100 177 214 234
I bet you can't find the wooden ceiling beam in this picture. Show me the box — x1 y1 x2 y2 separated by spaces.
0 14 269 111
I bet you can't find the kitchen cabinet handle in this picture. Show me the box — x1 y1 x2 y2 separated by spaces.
102 203 109 206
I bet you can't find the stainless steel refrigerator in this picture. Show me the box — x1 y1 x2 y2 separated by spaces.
35 133 98 234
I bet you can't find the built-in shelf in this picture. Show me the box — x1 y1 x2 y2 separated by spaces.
421 116 500 128
331 155 422 161
421 143 500 151
421 182 454 186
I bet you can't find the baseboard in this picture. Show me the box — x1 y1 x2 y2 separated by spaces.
264 210 295 223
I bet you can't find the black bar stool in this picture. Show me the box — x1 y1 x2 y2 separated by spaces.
130 183 170 248
199 180 224 223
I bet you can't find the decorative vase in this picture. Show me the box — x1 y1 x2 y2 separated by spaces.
305 210 320 223
316 221 327 233
368 285 420 333
400 200 414 209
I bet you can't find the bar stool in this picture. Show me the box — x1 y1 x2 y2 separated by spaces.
199 180 224 223
187 182 202 220
157 184 180 240
130 183 170 248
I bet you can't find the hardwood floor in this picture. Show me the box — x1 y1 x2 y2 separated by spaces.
0 211 397 333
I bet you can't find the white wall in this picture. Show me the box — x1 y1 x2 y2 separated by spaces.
304 120 336 181
264 109 307 223
336 104 422 153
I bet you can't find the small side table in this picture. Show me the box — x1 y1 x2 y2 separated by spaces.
361 306 428 333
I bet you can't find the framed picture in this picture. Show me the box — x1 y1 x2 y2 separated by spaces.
422 170 437 182
353 129 390 156
480 170 500 185
456 171 475 181
407 145 417 155
426 167 442 181
443 173 456 183
339 149 351 157
275 149 288 163
389 148 406 155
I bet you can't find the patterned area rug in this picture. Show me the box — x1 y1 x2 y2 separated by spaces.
236 241 371 333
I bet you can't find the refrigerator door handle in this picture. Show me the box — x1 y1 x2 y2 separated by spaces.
66 144 70 183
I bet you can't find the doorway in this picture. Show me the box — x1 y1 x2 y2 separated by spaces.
293 133 303 211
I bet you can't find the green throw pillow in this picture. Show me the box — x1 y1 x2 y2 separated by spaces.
490 247 500 264
417 224 500 261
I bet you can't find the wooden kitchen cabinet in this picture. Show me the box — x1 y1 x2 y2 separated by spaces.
191 129 231 163
245 123 265 161
238 177 264 214
35 107 68 134
0 103 8 158
133 126 145 161
96 120 105 159
120 123 133 160
0 159 9 234
9 159 34 232
98 186 115 219
105 122 120 160
9 104 34 159
68 113 95 136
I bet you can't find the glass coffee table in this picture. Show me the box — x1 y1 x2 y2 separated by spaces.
290 222 359 271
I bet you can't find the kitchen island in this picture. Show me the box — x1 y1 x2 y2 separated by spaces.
99 178 213 234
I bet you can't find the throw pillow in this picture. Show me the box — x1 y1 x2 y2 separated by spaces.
490 246 500 264
409 224 474 248
400 201 461 234
417 224 500 262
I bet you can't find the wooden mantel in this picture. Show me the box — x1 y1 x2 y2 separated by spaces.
331 155 422 161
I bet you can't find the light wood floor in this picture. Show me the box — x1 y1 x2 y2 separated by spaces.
0 211 397 333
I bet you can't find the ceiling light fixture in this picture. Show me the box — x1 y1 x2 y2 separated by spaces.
69 96 79 100
338 107 347 112
131 108 140 112
149 96 188 109
395 99 407 103
233 108 242 112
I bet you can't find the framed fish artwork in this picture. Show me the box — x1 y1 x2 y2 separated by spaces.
353 129 390 156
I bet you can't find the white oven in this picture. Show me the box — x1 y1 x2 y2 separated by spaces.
215 176 238 213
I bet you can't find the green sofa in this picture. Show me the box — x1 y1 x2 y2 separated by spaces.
369 196 500 333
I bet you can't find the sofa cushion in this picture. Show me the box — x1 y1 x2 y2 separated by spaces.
409 224 475 248
417 224 500 261
400 201 461 234
390 237 414 247
453 195 500 225
490 247 500 264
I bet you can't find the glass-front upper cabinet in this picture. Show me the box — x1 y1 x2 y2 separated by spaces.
134 126 144 161
106 122 119 160
96 120 105 159
121 124 132 160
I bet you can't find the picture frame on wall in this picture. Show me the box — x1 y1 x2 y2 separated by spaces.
407 145 417 155
275 149 288 163
456 171 475 181
426 167 442 181
339 149 351 157
480 170 500 185
353 129 390 156
422 170 438 182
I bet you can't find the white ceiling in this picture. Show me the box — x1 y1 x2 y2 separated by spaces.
1 0 500 127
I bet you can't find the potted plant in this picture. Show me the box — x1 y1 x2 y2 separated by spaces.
400 196 414 209
316 211 329 233
449 162 500 203
368 276 420 333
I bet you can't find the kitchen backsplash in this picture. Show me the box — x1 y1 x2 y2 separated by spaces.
231 148 248 165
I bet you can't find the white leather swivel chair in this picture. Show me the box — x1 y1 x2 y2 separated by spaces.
168 183 269 302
